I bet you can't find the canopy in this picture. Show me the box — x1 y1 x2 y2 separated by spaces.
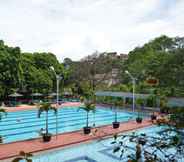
9 92 23 97
63 91 72 95
95 91 150 99
31 93 42 96
49 92 57 96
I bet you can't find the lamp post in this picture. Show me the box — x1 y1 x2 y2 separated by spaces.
125 70 136 112
50 66 63 140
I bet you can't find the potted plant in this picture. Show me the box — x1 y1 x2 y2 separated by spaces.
112 97 121 129
38 103 57 142
0 108 7 144
151 112 157 120
136 116 142 123
78 99 96 134
160 99 168 113
136 98 144 123
12 151 33 162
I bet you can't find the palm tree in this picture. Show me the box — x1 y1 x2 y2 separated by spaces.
38 103 57 142
159 95 168 113
12 151 33 162
135 98 144 123
112 97 122 129
78 99 96 134
0 108 7 143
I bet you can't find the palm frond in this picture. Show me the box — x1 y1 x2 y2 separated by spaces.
78 101 95 112
12 157 23 162
37 103 57 117
0 108 7 114
0 108 7 120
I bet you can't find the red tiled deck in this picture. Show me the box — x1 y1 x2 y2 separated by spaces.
0 119 153 161
4 102 81 112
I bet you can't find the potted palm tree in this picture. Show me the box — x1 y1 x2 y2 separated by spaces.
12 151 33 162
159 95 168 113
0 108 7 144
148 94 157 120
79 99 96 134
112 97 122 129
136 98 144 123
38 103 57 142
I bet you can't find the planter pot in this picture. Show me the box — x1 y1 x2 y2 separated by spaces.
136 117 142 123
160 108 165 113
112 122 120 129
83 127 91 134
151 114 157 120
42 133 52 142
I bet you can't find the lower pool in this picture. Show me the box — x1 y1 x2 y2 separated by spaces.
0 106 143 143
29 126 184 162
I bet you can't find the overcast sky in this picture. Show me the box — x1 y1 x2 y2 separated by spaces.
0 0 184 61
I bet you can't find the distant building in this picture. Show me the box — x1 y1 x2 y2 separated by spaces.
95 68 120 86
119 54 128 60
106 52 128 61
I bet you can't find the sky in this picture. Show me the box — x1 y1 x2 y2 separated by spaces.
0 0 184 61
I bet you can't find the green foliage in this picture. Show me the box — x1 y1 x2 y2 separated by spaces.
1 34 184 99
79 100 96 113
0 40 65 98
12 151 33 162
38 103 57 134
112 106 184 162
38 103 57 116
123 35 184 96
169 107 184 128
0 108 7 120
78 97 96 127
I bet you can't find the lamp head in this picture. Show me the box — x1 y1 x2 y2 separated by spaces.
50 66 55 71
125 70 129 74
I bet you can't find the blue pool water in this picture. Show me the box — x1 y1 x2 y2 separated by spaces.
0 106 142 143
27 126 183 162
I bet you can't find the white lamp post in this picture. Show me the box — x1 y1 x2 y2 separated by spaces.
50 66 63 139
125 70 136 112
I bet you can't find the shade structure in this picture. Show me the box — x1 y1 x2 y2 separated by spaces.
8 92 23 106
30 93 42 104
49 92 57 96
31 93 42 97
63 91 72 96
9 92 23 97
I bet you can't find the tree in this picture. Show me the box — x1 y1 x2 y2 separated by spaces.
0 41 65 99
38 103 57 141
112 97 122 128
123 35 184 96
78 97 96 134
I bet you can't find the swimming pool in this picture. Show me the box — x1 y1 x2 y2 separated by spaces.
0 106 142 143
26 126 184 162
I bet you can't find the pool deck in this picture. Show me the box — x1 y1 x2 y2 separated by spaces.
0 118 153 160
4 102 81 112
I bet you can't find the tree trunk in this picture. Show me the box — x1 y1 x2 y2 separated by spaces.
86 112 89 127
115 107 117 122
46 111 48 134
